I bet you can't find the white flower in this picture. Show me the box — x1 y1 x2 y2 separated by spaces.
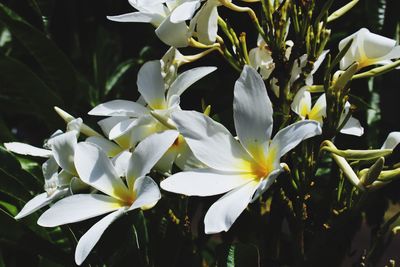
291 87 364 136
107 0 202 47
89 60 216 172
339 28 400 70
5 119 86 219
249 35 275 80
161 66 322 233
37 130 178 265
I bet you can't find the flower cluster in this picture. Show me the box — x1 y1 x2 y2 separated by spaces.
5 0 400 265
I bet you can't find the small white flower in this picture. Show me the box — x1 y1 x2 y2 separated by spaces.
339 28 400 70
291 87 364 136
249 35 275 80
161 66 322 234
37 130 178 265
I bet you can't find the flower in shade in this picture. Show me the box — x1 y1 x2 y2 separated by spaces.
291 87 364 136
339 28 400 70
161 66 322 234
37 130 178 265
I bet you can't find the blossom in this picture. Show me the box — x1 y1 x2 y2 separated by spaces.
37 130 178 265
291 87 364 136
107 0 202 47
89 60 216 171
249 35 275 79
5 119 86 219
161 66 322 233
339 28 400 70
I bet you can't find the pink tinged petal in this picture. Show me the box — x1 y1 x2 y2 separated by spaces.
74 142 130 201
4 142 52 158
137 60 167 109
127 130 179 188
381 132 400 150
233 66 272 160
86 136 122 157
160 169 252 197
129 176 161 211
48 131 77 175
155 16 189 47
167 66 217 101
171 110 254 172
37 194 123 227
14 189 68 220
340 117 364 136
204 181 258 234
195 1 219 44
170 0 201 23
88 100 148 117
75 209 125 266
270 120 322 159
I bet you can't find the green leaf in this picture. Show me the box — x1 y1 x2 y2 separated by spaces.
218 243 260 267
105 59 135 96
0 2 78 104
0 55 62 126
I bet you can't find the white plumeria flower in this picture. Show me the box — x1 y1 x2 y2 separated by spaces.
37 130 178 265
161 66 322 234
339 28 400 70
5 119 87 219
249 35 275 80
291 87 364 136
107 0 202 47
89 60 216 172
189 0 222 45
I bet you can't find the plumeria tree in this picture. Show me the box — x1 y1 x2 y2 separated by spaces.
1 0 400 266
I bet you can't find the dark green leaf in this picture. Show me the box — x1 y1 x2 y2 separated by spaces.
0 2 77 104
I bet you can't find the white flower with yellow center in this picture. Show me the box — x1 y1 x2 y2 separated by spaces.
161 66 322 233
89 60 216 172
339 28 400 70
37 130 178 265
291 87 364 136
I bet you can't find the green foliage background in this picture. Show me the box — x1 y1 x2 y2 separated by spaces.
0 0 399 266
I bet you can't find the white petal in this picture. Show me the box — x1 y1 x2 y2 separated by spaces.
340 116 364 136
195 1 219 44
270 120 322 158
170 1 200 23
15 189 68 220
74 142 130 201
112 150 132 178
38 194 123 227
291 87 311 119
171 110 253 172
204 181 258 234
161 169 252 197
361 29 397 59
108 118 138 140
311 50 329 75
167 66 217 101
234 66 273 161
309 93 327 123
129 176 161 211
98 116 128 136
251 166 284 201
42 157 59 181
381 132 400 150
4 142 52 158
127 130 179 188
86 136 122 157
155 16 189 47
88 100 148 117
107 12 163 24
137 60 167 109
48 131 77 174
75 208 125 266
